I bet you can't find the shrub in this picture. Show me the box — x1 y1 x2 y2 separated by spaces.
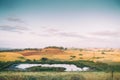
70 75 85 80
101 51 105 54
18 57 25 59
27 66 65 72
70 56 76 60
45 46 67 50
25 59 31 63
41 57 48 62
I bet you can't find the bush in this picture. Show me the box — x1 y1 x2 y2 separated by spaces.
70 56 76 60
18 57 25 59
70 75 85 80
27 66 65 72
101 51 105 54
45 46 67 50
25 59 32 63
41 57 48 62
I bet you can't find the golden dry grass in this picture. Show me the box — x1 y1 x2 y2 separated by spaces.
0 52 24 61
0 48 120 62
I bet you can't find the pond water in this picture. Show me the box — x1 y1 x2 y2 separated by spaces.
14 64 90 71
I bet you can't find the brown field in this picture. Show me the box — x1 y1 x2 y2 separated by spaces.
0 48 120 63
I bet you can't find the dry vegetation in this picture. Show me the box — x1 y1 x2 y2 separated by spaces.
1 47 120 80
0 47 120 63
0 72 120 80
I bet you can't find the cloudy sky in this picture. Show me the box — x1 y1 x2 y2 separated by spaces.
0 0 120 48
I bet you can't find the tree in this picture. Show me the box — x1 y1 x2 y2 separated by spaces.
41 57 48 62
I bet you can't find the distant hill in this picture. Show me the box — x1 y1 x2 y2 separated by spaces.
0 47 120 62
20 47 65 56
0 48 12 50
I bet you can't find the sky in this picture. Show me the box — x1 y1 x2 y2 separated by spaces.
0 0 120 48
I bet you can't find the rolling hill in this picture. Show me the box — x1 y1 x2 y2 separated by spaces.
0 47 120 63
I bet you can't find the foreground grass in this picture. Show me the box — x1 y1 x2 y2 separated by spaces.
0 72 120 80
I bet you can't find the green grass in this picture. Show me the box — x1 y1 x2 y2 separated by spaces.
27 66 65 72
1 60 120 72
0 72 120 80
1 60 120 80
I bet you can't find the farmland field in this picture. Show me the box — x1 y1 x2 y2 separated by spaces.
1 0 120 80
0 48 120 63
0 47 120 80
0 72 120 80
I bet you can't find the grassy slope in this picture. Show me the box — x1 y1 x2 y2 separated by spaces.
0 48 120 63
0 72 120 80
1 48 120 80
